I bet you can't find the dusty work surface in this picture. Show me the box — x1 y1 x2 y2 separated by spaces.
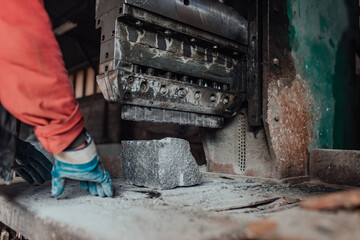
0 172 359 240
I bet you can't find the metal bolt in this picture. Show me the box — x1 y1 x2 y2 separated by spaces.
140 82 148 92
124 92 131 100
194 92 201 100
223 97 229 104
189 79 194 84
135 20 143 27
160 86 167 95
178 88 186 98
190 38 196 43
128 76 134 83
204 81 208 87
164 30 171 36
210 94 216 102
273 58 280 66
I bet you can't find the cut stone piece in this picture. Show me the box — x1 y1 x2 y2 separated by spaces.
121 137 202 189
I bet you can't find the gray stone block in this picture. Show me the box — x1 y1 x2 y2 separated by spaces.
121 137 202 189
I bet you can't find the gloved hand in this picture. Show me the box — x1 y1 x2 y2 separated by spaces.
14 138 53 184
51 134 113 197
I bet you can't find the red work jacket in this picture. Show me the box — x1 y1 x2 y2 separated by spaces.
0 0 84 154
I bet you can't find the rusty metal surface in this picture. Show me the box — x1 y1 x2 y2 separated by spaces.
124 0 248 45
266 80 310 178
208 160 236 175
262 0 310 178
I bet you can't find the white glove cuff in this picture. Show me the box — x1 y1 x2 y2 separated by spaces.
54 136 97 164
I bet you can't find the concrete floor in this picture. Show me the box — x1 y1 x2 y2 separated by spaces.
0 171 359 240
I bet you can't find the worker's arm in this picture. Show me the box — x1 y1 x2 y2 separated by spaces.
0 0 83 154
0 0 113 197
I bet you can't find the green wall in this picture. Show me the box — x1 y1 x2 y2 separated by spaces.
287 0 360 149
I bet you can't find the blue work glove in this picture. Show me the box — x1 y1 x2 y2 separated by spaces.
15 138 53 184
51 135 113 197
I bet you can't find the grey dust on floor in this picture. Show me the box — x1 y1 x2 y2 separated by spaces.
0 173 345 240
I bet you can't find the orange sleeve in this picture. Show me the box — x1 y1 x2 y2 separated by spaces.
0 0 84 154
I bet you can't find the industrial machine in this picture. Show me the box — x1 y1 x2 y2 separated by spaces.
95 0 249 129
49 0 359 182
94 0 273 177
